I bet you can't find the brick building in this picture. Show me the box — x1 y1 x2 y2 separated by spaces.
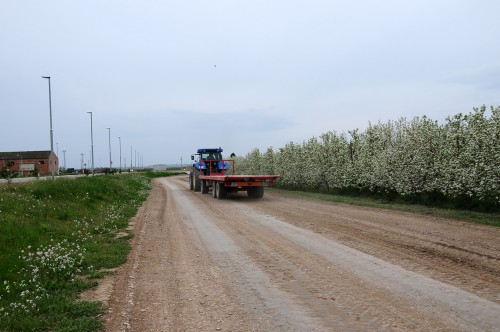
0 151 59 176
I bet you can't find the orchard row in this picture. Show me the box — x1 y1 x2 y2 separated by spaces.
235 105 499 207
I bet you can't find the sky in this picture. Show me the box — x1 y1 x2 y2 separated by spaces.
1 1 499 169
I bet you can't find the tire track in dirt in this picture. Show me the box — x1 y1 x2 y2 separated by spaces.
249 192 500 304
166 178 331 331
199 202 449 331
107 179 255 331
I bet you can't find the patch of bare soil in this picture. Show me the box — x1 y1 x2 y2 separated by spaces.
89 175 499 331
79 268 117 306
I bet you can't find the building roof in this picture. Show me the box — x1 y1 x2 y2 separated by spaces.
0 151 54 160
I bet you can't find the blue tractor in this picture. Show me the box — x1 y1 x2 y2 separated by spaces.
189 148 229 192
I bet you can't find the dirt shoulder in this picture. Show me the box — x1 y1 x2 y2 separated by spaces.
96 175 499 331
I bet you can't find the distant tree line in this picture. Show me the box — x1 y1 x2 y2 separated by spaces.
234 105 499 209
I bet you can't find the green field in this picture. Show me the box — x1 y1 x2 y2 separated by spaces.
0 172 175 331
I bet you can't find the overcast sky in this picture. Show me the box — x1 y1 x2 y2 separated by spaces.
1 1 499 169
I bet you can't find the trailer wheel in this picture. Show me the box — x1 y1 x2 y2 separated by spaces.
189 171 194 190
193 168 201 192
212 182 218 198
247 186 264 198
216 182 227 199
201 180 209 194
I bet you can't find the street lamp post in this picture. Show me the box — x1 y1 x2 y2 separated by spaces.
17 154 23 176
42 76 55 179
62 150 67 171
56 142 59 175
106 127 112 170
118 136 122 173
87 112 94 175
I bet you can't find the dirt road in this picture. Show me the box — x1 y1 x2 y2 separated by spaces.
100 175 500 331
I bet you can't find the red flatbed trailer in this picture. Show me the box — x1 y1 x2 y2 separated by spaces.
190 158 280 199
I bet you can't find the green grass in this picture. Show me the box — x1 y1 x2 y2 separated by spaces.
0 172 178 331
269 188 500 227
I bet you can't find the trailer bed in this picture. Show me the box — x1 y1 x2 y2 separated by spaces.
198 174 279 199
199 174 279 183
189 156 280 198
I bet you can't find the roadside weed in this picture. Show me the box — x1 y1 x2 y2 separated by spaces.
0 173 168 331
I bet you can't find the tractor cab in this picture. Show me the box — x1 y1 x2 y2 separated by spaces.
191 148 228 175
191 148 223 161
200 150 223 161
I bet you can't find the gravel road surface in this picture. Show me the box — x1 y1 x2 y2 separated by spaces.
98 175 500 331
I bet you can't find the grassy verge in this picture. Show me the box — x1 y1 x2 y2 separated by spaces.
0 172 178 331
269 188 500 227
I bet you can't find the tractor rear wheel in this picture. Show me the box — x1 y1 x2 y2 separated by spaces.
216 182 227 199
193 169 201 192
189 171 194 190
201 180 209 194
212 182 218 198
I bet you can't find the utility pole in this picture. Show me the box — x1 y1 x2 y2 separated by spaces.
16 154 23 176
56 142 59 174
62 150 67 171
106 127 112 170
42 76 55 179
86 112 94 175
118 136 122 173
